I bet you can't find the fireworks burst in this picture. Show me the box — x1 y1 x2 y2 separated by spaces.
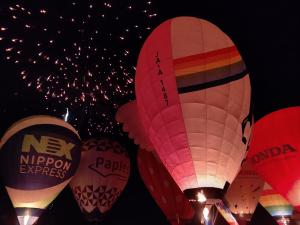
0 0 158 137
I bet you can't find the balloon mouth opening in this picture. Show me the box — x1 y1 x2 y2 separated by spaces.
183 186 229 224
183 186 228 202
17 215 39 225
15 208 44 225
183 187 226 224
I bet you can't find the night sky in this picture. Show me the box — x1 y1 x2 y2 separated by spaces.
0 1 299 225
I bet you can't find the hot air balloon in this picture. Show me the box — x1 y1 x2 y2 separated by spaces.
135 16 252 223
116 100 154 151
247 106 300 212
225 161 264 224
0 115 81 225
259 183 293 225
138 149 194 225
69 137 130 222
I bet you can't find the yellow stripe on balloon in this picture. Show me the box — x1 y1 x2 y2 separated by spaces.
259 194 290 207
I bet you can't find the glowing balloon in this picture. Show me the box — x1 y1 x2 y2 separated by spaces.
135 16 252 203
137 149 194 225
247 107 300 212
69 138 130 222
0 115 81 225
259 183 293 225
225 161 264 223
116 100 154 151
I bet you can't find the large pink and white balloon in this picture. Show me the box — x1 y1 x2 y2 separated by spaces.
135 16 252 203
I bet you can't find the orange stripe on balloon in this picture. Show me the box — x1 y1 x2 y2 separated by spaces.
175 55 242 77
174 48 240 70
260 195 290 206
173 46 239 64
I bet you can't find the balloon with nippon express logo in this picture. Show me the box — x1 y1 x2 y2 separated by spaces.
69 137 130 222
0 115 81 225
135 15 252 209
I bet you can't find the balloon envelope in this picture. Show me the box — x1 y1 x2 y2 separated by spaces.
225 161 264 223
137 149 194 225
247 106 300 211
259 183 293 225
116 100 154 151
0 115 81 225
70 137 130 222
135 16 252 199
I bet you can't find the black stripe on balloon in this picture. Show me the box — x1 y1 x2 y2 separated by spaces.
177 70 249 94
